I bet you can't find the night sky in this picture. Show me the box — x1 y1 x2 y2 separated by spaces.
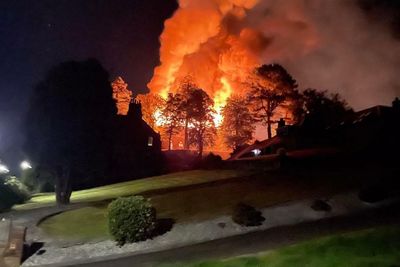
0 0 399 170
0 0 177 168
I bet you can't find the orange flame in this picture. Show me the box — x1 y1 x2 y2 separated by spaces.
148 0 319 143
148 1 263 109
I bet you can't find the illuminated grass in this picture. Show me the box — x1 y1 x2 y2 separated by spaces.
38 174 335 242
15 170 245 210
161 226 400 267
39 206 110 242
36 167 365 242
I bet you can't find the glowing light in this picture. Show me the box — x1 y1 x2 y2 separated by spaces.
252 149 261 156
213 77 233 126
20 160 32 170
0 164 9 174
154 108 165 127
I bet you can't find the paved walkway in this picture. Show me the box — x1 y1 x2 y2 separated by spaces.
1 204 86 244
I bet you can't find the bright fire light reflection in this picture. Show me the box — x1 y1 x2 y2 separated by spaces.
155 77 232 127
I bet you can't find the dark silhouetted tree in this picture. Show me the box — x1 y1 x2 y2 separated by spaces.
299 88 353 129
177 75 198 149
221 95 255 149
160 93 184 150
186 89 216 157
24 59 116 205
247 64 298 139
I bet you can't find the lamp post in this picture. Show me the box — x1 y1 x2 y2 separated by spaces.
0 164 9 174
20 161 32 171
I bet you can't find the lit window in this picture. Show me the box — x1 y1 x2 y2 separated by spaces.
148 136 153 147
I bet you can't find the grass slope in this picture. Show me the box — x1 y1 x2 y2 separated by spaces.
161 226 400 267
15 170 244 210
38 172 346 242
39 206 110 242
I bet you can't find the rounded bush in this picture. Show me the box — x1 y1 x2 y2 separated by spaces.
232 203 265 227
311 199 332 212
108 196 156 245
0 176 31 211
359 184 390 203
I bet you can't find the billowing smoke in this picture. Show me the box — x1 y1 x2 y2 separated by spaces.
148 0 400 112
279 0 400 110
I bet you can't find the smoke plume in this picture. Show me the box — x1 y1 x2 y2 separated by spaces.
148 0 400 111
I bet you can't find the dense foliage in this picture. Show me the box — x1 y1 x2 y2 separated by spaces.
24 59 117 204
21 167 55 192
108 196 156 245
158 77 217 156
232 203 265 226
161 93 184 150
0 176 31 211
221 95 255 149
247 64 298 139
299 88 353 129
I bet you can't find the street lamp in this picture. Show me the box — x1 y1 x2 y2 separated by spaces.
0 164 10 174
20 160 32 170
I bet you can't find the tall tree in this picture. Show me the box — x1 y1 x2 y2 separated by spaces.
247 64 298 139
299 88 353 129
186 89 216 157
135 93 164 130
111 76 132 115
177 75 198 149
221 95 255 149
160 93 184 150
24 59 116 205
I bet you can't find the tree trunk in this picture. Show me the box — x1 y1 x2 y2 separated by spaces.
168 130 173 151
184 118 189 150
198 132 204 158
55 165 72 205
267 115 272 140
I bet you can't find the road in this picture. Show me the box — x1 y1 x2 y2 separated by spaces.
54 202 400 267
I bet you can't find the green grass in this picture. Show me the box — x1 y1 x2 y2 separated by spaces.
15 170 245 210
36 166 370 243
160 226 400 267
39 205 110 242
38 173 345 242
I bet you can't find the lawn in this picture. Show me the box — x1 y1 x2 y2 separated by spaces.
39 205 110 243
15 169 245 210
160 226 400 267
38 170 354 243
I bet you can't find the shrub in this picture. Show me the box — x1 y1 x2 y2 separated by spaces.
198 153 223 169
311 199 331 212
232 203 265 227
21 168 55 193
108 196 156 245
359 184 391 203
0 176 31 211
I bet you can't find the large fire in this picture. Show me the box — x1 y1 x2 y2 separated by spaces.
148 0 260 116
144 0 319 148
148 0 317 108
